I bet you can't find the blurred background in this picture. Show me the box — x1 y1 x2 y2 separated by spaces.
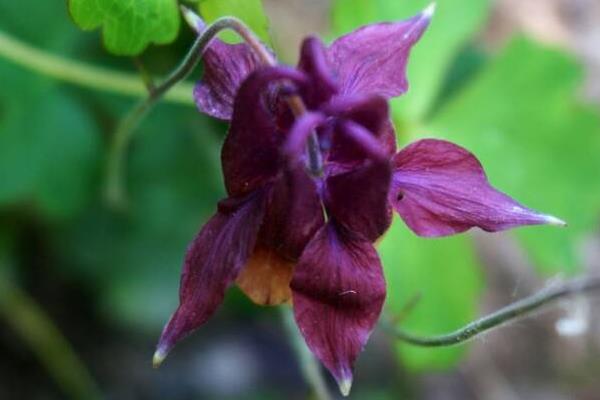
1 0 600 399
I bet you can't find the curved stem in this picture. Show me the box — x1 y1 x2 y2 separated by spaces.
392 276 600 347
105 16 267 206
0 30 193 104
280 306 332 400
182 8 323 176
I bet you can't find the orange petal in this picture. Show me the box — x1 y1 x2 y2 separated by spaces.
236 247 295 305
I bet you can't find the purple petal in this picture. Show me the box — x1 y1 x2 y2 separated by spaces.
325 151 392 242
194 40 262 120
325 95 389 138
325 96 396 165
282 111 327 163
291 223 386 396
391 139 566 237
154 191 267 364
338 120 388 162
297 37 339 107
222 67 307 196
259 166 325 260
327 6 433 98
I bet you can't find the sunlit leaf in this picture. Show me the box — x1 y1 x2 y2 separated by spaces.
68 0 180 55
379 217 482 370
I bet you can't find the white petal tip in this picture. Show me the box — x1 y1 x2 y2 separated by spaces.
338 378 353 397
180 5 204 33
544 215 567 227
152 348 167 368
422 2 437 19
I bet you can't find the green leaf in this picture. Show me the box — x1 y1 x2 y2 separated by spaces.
331 0 491 125
0 228 15 281
56 105 226 328
429 38 600 273
68 0 180 55
0 62 101 220
379 217 482 371
198 0 271 44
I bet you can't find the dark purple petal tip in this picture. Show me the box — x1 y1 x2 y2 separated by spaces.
391 139 566 237
154 192 267 365
291 223 386 396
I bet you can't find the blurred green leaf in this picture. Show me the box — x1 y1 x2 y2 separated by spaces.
331 0 491 125
429 38 600 273
0 228 15 280
198 0 271 44
0 63 101 220
0 0 103 220
56 105 226 328
68 0 180 55
379 217 482 371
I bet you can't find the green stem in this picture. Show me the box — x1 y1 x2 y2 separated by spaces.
0 30 194 104
280 306 332 400
104 15 278 207
0 279 102 400
392 276 600 347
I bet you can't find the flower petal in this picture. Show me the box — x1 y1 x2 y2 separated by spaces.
325 95 389 138
194 39 262 120
155 191 267 363
391 139 566 237
328 7 432 98
297 37 338 107
236 246 295 305
282 111 327 163
325 151 392 242
291 223 386 395
222 67 307 196
324 96 396 165
260 166 325 260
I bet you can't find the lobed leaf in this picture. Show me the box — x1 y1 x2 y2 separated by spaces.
68 0 180 55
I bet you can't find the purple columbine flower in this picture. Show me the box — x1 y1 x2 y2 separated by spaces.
154 5 565 395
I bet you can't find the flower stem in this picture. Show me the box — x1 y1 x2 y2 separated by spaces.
183 6 323 177
391 276 600 347
280 306 332 400
105 15 270 207
0 30 193 104
182 8 324 177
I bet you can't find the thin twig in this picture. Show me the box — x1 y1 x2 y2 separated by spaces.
391 276 600 347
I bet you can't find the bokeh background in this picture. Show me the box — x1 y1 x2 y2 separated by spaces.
1 0 600 399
